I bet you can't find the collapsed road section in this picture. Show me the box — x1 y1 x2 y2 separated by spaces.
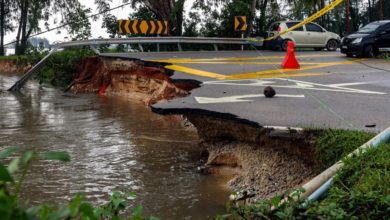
68 55 326 202
69 56 200 105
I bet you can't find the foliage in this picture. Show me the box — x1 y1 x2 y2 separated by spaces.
218 141 390 219
25 47 94 87
314 129 375 171
0 147 157 220
308 143 390 219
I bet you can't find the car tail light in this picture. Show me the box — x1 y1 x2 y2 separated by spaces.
277 26 281 32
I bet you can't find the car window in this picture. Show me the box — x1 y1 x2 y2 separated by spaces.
357 23 381 34
269 23 280 31
305 23 323 32
306 23 323 32
379 23 390 32
286 22 304 31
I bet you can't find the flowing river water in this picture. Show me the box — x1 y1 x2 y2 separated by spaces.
0 73 230 219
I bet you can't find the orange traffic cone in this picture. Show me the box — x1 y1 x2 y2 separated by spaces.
281 41 300 69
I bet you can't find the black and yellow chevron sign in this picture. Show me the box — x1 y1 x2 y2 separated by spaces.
234 16 247 31
118 19 169 35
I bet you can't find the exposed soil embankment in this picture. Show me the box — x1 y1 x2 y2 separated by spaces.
70 55 320 203
0 60 30 74
70 56 200 105
186 114 320 201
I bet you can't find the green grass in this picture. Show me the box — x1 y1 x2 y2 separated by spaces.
0 55 25 60
314 129 375 170
218 129 389 219
306 143 390 219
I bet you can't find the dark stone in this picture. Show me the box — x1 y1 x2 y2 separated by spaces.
264 86 276 98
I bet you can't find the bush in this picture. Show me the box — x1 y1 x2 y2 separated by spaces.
25 47 94 88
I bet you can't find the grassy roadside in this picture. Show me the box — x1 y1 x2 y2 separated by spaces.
0 55 26 60
218 129 389 219
0 48 94 87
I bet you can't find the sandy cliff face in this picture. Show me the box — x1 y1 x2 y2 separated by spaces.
0 60 30 74
70 56 199 105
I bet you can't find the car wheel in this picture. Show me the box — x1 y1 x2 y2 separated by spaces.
326 39 338 51
314 48 323 51
364 45 376 58
346 53 353 57
281 40 290 51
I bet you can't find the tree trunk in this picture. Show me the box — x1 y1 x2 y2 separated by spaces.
379 0 384 20
15 0 30 55
142 0 185 36
345 0 350 35
247 0 257 37
368 0 372 22
258 0 268 36
0 0 4 56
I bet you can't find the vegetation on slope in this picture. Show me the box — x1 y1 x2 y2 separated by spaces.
219 129 389 219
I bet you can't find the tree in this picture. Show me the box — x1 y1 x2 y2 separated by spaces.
128 0 186 36
13 0 91 55
247 0 257 36
0 0 12 55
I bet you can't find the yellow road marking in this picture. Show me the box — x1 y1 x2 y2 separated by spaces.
227 63 337 79
153 54 342 63
154 61 347 65
165 65 228 80
163 59 364 80
227 72 327 79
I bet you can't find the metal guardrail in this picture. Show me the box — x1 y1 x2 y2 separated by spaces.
9 37 264 91
55 37 263 49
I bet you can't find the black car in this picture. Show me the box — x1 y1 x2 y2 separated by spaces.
341 20 390 57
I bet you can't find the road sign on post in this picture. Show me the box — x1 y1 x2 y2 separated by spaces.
118 19 168 35
234 16 247 32
235 16 247 51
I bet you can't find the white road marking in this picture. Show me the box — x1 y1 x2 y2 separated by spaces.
195 94 305 104
328 82 369 87
204 78 386 95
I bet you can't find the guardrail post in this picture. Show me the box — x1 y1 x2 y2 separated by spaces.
89 45 100 55
138 43 144 52
213 44 218 51
177 43 182 52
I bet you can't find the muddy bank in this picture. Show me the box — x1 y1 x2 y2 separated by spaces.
70 56 200 105
0 59 30 74
186 114 320 201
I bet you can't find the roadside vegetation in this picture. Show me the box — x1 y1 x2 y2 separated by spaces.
30 48 95 87
0 147 157 220
217 129 389 219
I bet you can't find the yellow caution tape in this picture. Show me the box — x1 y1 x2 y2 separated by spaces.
264 0 344 41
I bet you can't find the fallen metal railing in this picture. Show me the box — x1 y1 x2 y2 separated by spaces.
9 37 263 91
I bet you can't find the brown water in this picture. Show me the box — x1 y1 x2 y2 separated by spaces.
0 74 230 219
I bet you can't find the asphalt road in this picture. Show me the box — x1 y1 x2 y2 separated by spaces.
102 50 390 131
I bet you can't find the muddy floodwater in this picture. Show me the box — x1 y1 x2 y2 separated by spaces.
0 73 230 219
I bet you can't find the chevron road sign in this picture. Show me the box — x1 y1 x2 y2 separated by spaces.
118 19 168 35
234 16 247 31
